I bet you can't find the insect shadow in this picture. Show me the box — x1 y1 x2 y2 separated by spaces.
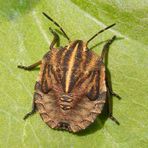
76 37 123 136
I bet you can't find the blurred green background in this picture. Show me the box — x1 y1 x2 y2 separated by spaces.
0 0 148 148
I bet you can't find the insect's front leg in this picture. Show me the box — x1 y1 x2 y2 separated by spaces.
49 27 59 49
18 60 41 71
101 35 121 99
100 35 116 62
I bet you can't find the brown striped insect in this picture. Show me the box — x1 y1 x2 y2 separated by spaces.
18 12 121 133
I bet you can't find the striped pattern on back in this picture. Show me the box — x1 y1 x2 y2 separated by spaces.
49 40 99 93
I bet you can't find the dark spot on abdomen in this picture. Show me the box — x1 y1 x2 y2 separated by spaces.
58 122 70 130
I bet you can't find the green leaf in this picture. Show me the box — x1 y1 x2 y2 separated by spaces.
0 0 148 147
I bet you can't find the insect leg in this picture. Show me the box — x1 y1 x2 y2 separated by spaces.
107 91 120 125
23 96 36 120
17 60 41 71
100 35 116 60
23 91 41 120
100 36 120 125
101 35 121 99
49 27 59 49
106 76 121 99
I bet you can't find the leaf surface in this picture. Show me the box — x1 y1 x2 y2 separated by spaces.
0 0 148 147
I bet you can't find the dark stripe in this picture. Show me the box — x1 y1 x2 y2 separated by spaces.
73 72 84 88
84 50 93 70
41 63 47 93
87 86 95 100
74 71 92 90
41 64 47 86
41 64 51 94
43 51 51 61
50 65 59 83
34 81 41 91
94 70 100 99
89 71 96 84
56 47 66 65
43 80 50 94
47 65 51 78
34 92 42 100
87 70 101 101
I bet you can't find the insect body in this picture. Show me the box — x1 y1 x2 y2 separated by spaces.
18 12 120 132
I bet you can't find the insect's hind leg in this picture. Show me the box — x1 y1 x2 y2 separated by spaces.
49 27 59 49
23 91 41 120
106 90 120 125
23 103 36 120
18 60 41 71
23 98 36 120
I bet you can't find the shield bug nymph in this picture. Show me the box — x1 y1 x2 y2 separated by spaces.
18 12 121 133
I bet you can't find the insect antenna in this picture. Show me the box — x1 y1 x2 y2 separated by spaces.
42 12 71 42
86 23 116 45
